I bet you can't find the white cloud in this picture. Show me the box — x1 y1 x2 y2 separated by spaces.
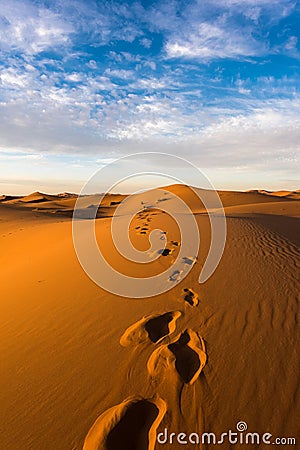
202 102 300 137
137 78 167 89
0 0 74 55
243 6 261 23
144 61 156 70
140 37 152 48
136 0 297 61
173 98 300 172
0 68 31 87
165 21 265 60
65 73 83 82
285 36 298 49
0 59 298 163
121 52 134 62
0 0 298 192
104 68 135 80
109 119 176 140
1 88 299 191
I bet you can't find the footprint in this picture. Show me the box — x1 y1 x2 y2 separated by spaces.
110 201 121 206
182 288 199 307
145 312 182 343
120 311 182 347
182 256 197 266
83 396 166 450
147 329 207 385
157 197 170 203
157 248 173 256
156 241 179 257
168 270 183 282
168 330 206 384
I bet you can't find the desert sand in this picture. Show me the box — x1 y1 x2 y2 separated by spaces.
0 185 299 449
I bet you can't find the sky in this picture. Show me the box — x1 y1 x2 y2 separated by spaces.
0 0 299 194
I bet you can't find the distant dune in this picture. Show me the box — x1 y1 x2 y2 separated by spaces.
248 189 300 200
0 184 299 449
1 185 298 214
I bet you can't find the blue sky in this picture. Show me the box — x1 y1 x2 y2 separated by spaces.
0 0 299 194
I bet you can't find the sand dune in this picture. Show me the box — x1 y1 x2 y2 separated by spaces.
0 184 299 449
0 192 127 219
249 189 300 200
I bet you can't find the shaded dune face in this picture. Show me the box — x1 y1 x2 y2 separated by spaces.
106 400 159 450
145 312 174 343
168 331 201 384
